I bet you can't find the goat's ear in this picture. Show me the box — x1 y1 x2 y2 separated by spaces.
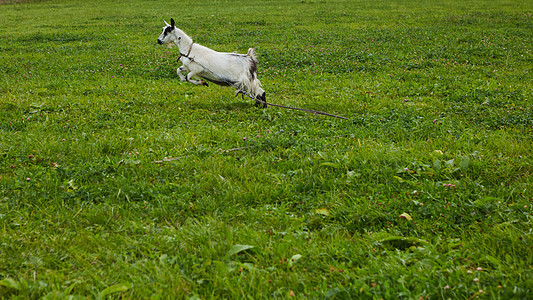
164 20 170 27
170 18 175 28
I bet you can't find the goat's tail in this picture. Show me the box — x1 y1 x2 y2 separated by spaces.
247 48 259 64
238 48 261 98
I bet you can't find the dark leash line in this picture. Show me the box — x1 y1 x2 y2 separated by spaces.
251 98 349 120
178 45 349 120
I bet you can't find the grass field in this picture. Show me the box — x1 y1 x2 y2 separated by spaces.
1 0 532 298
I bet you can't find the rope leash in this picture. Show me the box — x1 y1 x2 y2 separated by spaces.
243 93 349 120
267 103 349 120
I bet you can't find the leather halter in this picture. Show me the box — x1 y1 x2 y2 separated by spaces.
177 42 195 62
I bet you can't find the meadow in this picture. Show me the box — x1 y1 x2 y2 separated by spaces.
1 0 532 298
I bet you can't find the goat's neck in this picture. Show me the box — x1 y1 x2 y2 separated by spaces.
177 40 193 55
174 30 194 55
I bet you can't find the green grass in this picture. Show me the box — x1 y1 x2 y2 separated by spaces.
1 0 532 298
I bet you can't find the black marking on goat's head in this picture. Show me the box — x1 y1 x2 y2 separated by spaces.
157 18 176 45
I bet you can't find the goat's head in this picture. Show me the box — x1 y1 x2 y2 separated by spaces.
157 18 178 45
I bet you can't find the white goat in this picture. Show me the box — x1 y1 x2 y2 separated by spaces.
157 18 267 107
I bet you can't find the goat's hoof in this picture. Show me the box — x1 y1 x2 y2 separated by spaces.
201 80 208 87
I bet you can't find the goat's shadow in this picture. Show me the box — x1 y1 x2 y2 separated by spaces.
182 98 259 114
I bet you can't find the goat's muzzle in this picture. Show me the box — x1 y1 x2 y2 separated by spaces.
157 39 163 45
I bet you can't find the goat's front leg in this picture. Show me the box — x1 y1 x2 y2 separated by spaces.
234 89 245 100
177 66 188 82
177 65 207 86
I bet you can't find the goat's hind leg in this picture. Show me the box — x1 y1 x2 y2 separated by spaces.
184 71 208 86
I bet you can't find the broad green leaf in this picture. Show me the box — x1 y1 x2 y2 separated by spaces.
378 235 427 250
212 260 229 274
483 255 502 267
289 254 303 267
242 263 256 271
474 196 501 209
459 155 470 172
100 283 132 297
315 208 331 216
346 171 361 178
379 235 426 244
445 159 454 167
0 278 20 290
42 291 67 300
159 254 168 264
227 244 255 256
321 162 340 169
399 212 413 221
433 158 441 171
394 176 405 182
